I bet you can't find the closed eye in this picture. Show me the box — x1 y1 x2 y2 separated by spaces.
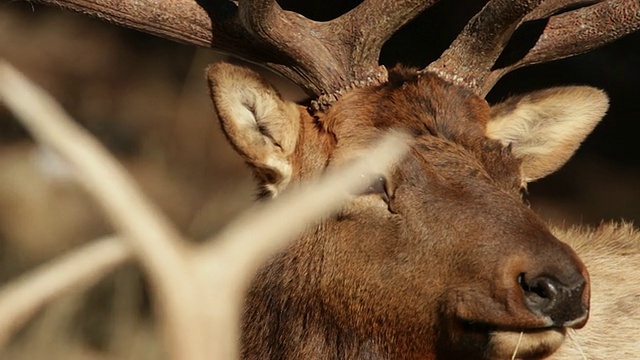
361 175 396 213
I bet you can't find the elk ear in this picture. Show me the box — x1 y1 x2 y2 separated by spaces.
206 62 300 197
486 87 608 182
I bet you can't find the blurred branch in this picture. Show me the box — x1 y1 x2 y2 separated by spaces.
0 60 206 360
0 60 409 359
0 236 130 348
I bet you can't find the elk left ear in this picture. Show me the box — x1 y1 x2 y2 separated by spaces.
486 87 609 182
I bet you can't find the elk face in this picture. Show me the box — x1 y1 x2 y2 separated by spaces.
207 63 608 359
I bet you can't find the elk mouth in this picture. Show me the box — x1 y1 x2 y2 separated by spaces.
435 317 568 360
488 327 567 360
444 279 589 360
452 320 568 360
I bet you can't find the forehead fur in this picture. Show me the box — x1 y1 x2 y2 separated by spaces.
323 67 489 139
321 67 522 190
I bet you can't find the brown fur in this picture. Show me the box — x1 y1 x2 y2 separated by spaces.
206 63 632 360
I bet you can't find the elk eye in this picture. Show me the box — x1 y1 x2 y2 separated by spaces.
362 175 396 213
365 175 387 195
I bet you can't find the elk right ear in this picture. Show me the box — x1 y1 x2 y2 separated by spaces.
206 63 300 197
486 87 608 183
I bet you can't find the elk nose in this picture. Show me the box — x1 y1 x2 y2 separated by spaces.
518 273 588 327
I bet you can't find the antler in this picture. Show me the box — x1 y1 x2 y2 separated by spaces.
425 0 640 96
31 0 437 108
29 0 639 102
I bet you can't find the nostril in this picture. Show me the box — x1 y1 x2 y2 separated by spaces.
519 274 559 301
518 273 588 327
518 273 558 311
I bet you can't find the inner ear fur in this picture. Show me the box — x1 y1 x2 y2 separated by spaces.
206 62 301 196
486 86 609 182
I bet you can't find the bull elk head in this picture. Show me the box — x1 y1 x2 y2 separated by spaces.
207 64 603 359
30 0 639 358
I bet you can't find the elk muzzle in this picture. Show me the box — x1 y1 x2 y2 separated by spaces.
443 234 590 359
447 232 590 331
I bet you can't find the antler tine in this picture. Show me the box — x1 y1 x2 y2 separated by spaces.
238 0 440 110
484 0 640 94
426 0 640 96
233 0 348 98
329 0 440 76
424 0 546 94
234 0 387 105
307 0 440 107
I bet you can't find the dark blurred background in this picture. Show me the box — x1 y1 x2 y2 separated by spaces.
0 1 638 358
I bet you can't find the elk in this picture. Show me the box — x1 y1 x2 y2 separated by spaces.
15 0 640 359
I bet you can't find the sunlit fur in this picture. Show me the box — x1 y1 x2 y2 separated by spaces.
549 223 640 359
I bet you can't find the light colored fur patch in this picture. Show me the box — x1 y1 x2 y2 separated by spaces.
486 87 608 182
549 222 640 359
